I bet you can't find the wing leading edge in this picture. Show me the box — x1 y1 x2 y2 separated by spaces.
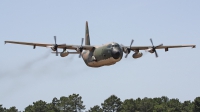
5 41 196 51
4 41 95 50
126 45 196 51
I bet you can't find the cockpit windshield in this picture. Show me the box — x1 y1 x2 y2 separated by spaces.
107 43 120 48
112 44 119 48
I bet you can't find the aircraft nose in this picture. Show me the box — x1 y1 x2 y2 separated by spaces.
112 50 120 59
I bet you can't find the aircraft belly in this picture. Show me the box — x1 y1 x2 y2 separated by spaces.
87 57 121 67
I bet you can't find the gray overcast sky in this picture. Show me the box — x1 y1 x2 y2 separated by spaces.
0 0 200 111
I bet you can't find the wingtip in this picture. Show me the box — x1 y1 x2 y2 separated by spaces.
4 41 7 44
192 45 196 48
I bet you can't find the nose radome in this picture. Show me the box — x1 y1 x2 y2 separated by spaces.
112 51 120 59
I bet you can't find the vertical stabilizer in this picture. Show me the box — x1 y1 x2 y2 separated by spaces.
85 21 90 45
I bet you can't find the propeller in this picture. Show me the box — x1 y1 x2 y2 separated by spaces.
125 39 134 58
150 38 163 58
78 38 84 58
54 36 58 56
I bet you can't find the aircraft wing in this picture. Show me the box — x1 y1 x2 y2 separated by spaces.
125 45 196 51
4 41 95 50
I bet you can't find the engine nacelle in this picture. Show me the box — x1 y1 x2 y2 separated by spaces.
76 48 80 52
51 47 56 51
132 52 143 58
146 48 154 53
60 51 69 57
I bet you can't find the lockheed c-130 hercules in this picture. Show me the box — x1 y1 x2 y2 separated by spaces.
5 21 196 67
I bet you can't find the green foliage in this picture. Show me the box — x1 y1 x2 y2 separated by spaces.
139 97 154 112
0 105 6 112
25 100 49 112
154 104 167 112
121 99 136 112
166 98 182 112
57 93 85 112
68 93 85 111
134 98 141 111
2 94 200 112
161 96 169 103
46 103 60 112
181 101 193 112
152 97 167 112
101 95 122 112
24 105 33 112
24 100 60 112
88 105 103 112
52 97 59 107
6 106 18 112
58 96 71 111
194 97 200 112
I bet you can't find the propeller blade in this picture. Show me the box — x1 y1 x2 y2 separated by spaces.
155 50 158 57
81 38 84 46
149 38 161 58
56 50 58 56
79 53 82 58
78 38 84 58
125 53 129 58
54 36 58 56
130 39 134 48
54 36 57 44
124 39 134 58
150 38 154 47
155 44 163 48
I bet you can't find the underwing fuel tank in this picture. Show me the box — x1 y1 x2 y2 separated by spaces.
132 52 143 58
60 51 69 57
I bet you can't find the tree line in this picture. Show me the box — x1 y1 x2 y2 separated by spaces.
1 93 200 112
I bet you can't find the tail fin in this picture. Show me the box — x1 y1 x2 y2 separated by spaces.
85 21 90 45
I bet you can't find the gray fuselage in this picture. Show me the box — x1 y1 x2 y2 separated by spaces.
82 42 123 67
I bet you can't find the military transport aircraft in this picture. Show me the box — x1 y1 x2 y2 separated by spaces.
5 21 196 67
